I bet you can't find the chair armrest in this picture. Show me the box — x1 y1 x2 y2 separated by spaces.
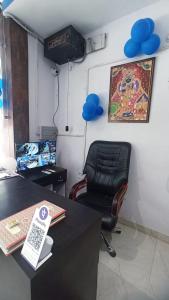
69 177 87 200
112 183 128 216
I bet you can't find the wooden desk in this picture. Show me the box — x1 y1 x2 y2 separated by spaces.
0 177 101 300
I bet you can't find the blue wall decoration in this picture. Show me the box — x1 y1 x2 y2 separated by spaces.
124 18 160 58
141 34 161 55
145 18 155 36
124 39 141 58
82 93 104 121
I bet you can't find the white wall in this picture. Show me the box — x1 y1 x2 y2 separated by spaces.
52 0 169 236
28 35 56 141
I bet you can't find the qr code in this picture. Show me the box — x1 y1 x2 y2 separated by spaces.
27 223 45 251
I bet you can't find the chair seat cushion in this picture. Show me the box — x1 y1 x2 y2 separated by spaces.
77 192 113 211
77 192 117 230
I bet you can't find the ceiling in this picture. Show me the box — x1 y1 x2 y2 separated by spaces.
3 0 160 38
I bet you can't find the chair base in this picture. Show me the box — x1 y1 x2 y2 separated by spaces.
101 232 116 257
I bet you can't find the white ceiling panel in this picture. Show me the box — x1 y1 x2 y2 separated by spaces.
3 0 160 38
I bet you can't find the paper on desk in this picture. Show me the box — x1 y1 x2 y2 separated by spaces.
0 172 9 179
0 170 19 180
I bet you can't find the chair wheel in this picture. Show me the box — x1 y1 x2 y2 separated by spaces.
113 227 122 234
115 230 121 234
108 246 116 257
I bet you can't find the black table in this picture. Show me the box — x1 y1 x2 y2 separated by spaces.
19 166 67 192
0 177 101 300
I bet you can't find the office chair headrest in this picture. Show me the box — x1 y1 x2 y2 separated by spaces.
84 141 131 195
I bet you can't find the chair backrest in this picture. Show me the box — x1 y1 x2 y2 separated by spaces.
84 141 131 196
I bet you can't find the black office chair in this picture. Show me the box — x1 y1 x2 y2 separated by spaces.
69 141 131 257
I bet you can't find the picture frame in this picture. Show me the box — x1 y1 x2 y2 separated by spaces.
108 57 155 123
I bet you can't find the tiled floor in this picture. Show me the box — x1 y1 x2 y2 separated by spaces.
97 224 169 300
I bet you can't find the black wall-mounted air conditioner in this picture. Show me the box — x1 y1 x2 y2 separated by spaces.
44 25 86 65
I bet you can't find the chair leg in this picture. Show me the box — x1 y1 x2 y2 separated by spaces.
100 231 116 257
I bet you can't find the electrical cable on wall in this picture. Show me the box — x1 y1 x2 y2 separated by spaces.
52 74 60 128
74 54 86 64
73 52 86 64
73 44 87 64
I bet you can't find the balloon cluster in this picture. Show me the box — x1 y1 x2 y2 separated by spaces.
124 18 160 58
82 93 104 121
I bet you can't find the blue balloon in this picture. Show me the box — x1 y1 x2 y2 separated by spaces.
131 19 151 43
96 106 104 116
83 102 97 117
82 93 104 121
145 18 155 36
86 93 99 106
124 39 141 58
141 34 160 55
82 111 93 121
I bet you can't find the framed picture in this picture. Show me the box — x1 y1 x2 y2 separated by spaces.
108 57 155 123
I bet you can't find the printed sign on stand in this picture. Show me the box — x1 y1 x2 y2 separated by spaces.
21 206 52 270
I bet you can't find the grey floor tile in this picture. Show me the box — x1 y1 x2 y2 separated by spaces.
124 281 155 300
99 249 120 275
98 224 168 300
97 262 126 300
97 261 155 300
156 239 169 276
150 240 169 300
101 225 157 291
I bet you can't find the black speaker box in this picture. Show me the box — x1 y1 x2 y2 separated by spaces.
44 25 86 65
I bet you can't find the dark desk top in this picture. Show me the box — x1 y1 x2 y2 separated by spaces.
18 165 66 182
0 177 101 279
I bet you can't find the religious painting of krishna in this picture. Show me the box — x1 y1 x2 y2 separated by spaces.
108 58 155 123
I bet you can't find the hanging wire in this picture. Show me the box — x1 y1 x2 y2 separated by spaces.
73 42 87 64
52 74 60 128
